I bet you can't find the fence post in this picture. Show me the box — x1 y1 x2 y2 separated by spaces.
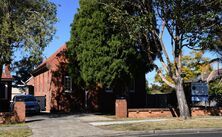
14 102 26 123
115 98 127 118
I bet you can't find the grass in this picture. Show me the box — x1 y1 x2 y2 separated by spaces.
0 128 32 137
100 117 222 131
0 123 27 127
0 124 32 137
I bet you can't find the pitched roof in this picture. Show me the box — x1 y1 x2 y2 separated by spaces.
31 44 67 75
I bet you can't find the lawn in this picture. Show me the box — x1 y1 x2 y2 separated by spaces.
100 117 222 131
0 124 32 137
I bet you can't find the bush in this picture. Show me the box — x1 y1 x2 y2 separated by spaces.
0 112 16 124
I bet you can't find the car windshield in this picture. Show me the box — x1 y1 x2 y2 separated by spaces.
15 96 36 102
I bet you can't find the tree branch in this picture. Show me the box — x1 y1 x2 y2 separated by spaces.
153 30 171 64
153 29 173 76
160 61 169 73
159 21 165 40
158 70 176 89
206 70 215 83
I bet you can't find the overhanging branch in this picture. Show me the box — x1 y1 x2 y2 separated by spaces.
158 70 176 89
153 28 173 77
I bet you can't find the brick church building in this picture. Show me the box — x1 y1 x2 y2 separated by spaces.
27 44 147 113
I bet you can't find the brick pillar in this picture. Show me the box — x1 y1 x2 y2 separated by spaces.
14 102 26 123
115 99 127 118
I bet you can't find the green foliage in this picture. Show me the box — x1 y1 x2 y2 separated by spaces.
103 0 160 65
182 51 212 79
154 0 222 50
103 0 221 118
154 51 212 93
13 56 43 84
149 84 174 94
68 0 155 92
0 0 57 78
209 78 222 95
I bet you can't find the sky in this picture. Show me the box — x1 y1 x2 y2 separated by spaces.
43 0 161 84
44 0 79 58
43 0 219 86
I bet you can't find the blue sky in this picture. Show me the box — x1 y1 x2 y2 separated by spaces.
44 0 79 58
44 0 219 85
44 0 161 84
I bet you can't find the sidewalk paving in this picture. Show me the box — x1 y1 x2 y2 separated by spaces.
27 114 123 137
90 119 167 126
26 114 222 137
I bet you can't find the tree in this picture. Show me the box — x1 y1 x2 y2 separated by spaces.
209 78 222 95
105 0 222 118
0 0 57 80
67 0 156 95
154 45 210 95
154 51 212 93
208 78 222 106
153 0 221 118
13 56 43 85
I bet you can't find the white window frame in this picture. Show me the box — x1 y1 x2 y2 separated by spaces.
64 76 73 93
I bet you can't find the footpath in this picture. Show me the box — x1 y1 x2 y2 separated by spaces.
26 114 222 137
89 116 222 137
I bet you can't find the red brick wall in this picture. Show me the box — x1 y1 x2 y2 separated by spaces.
0 102 26 124
191 107 222 116
29 44 147 113
30 46 85 113
33 70 52 112
13 102 25 123
128 107 222 118
128 108 178 118
116 99 128 118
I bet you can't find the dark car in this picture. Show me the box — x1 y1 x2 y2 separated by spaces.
11 94 40 114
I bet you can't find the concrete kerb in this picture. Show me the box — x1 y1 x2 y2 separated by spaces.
90 119 167 126
153 128 222 135
103 128 222 137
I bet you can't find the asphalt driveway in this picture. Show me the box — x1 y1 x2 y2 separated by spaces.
26 113 121 137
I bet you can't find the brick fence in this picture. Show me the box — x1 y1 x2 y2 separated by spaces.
0 102 26 124
115 99 222 118
128 108 178 118
128 107 222 118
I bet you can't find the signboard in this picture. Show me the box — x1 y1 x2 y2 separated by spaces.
191 82 208 102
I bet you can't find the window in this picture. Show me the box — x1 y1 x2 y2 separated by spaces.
64 76 72 93
105 87 113 93
0 82 8 100
129 79 135 93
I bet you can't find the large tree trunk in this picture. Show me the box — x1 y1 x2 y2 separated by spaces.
175 76 190 119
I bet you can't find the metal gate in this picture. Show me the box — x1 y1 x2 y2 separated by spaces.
35 96 46 111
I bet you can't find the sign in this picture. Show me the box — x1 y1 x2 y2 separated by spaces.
191 82 208 102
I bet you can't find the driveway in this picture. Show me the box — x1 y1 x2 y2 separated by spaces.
27 113 122 137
